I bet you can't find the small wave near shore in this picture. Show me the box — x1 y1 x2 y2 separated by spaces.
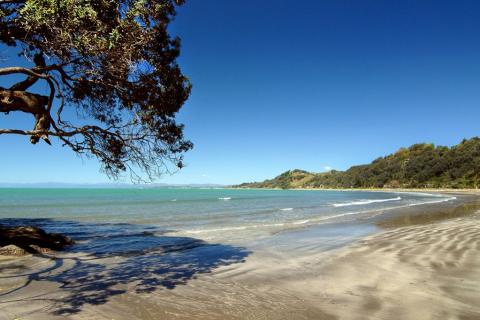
332 196 402 207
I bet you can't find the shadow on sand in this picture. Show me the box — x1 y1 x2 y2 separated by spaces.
0 218 251 315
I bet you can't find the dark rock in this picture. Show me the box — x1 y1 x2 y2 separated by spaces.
0 225 74 255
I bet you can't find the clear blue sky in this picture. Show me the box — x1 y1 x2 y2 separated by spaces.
1 0 480 185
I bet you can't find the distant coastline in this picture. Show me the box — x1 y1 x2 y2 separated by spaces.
0 183 226 189
230 186 480 194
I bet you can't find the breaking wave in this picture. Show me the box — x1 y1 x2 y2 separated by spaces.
332 196 402 207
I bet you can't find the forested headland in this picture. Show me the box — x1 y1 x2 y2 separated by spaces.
237 137 480 189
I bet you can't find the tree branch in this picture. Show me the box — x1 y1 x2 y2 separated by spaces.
0 66 48 79
0 0 192 180
1 56 57 144
9 53 46 91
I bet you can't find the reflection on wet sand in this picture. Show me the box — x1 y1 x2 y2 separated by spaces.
375 194 480 228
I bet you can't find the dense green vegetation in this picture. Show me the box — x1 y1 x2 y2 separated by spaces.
237 137 480 189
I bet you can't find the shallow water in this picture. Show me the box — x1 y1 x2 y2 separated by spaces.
0 188 454 245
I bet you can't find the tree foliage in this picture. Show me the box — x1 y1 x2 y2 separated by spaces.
0 0 192 180
238 138 480 189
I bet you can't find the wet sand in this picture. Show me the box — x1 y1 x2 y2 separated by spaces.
305 212 480 320
1 193 480 319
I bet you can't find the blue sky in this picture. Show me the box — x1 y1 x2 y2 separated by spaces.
1 0 480 185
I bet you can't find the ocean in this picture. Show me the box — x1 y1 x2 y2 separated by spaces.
0 188 455 248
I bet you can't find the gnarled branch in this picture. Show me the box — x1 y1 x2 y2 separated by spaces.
1 0 192 180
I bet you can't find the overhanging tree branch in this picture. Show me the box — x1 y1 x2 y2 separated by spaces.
0 0 192 180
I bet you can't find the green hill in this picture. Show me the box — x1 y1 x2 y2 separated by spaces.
236 137 480 189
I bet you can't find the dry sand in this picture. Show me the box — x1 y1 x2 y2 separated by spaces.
1 196 480 320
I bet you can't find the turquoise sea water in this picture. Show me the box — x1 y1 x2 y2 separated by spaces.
0 188 454 244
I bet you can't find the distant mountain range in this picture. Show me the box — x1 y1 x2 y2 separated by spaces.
0 182 226 189
236 137 480 189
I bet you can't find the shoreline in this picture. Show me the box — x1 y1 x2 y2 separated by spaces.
0 191 479 319
230 186 480 193
293 212 480 319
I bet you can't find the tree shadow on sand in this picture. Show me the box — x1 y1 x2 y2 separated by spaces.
0 218 251 315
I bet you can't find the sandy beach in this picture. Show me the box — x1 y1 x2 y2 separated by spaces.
2 0 480 318
1 192 479 320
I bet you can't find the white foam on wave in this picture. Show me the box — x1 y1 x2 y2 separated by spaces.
407 196 456 206
180 194 457 236
186 225 247 234
393 191 444 197
293 219 310 225
184 222 286 234
218 197 232 200
332 196 402 207
297 195 457 226
280 207 293 211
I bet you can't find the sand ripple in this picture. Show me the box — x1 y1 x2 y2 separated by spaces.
304 212 480 320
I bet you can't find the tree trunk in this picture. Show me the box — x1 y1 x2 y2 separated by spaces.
0 88 48 114
0 88 51 144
